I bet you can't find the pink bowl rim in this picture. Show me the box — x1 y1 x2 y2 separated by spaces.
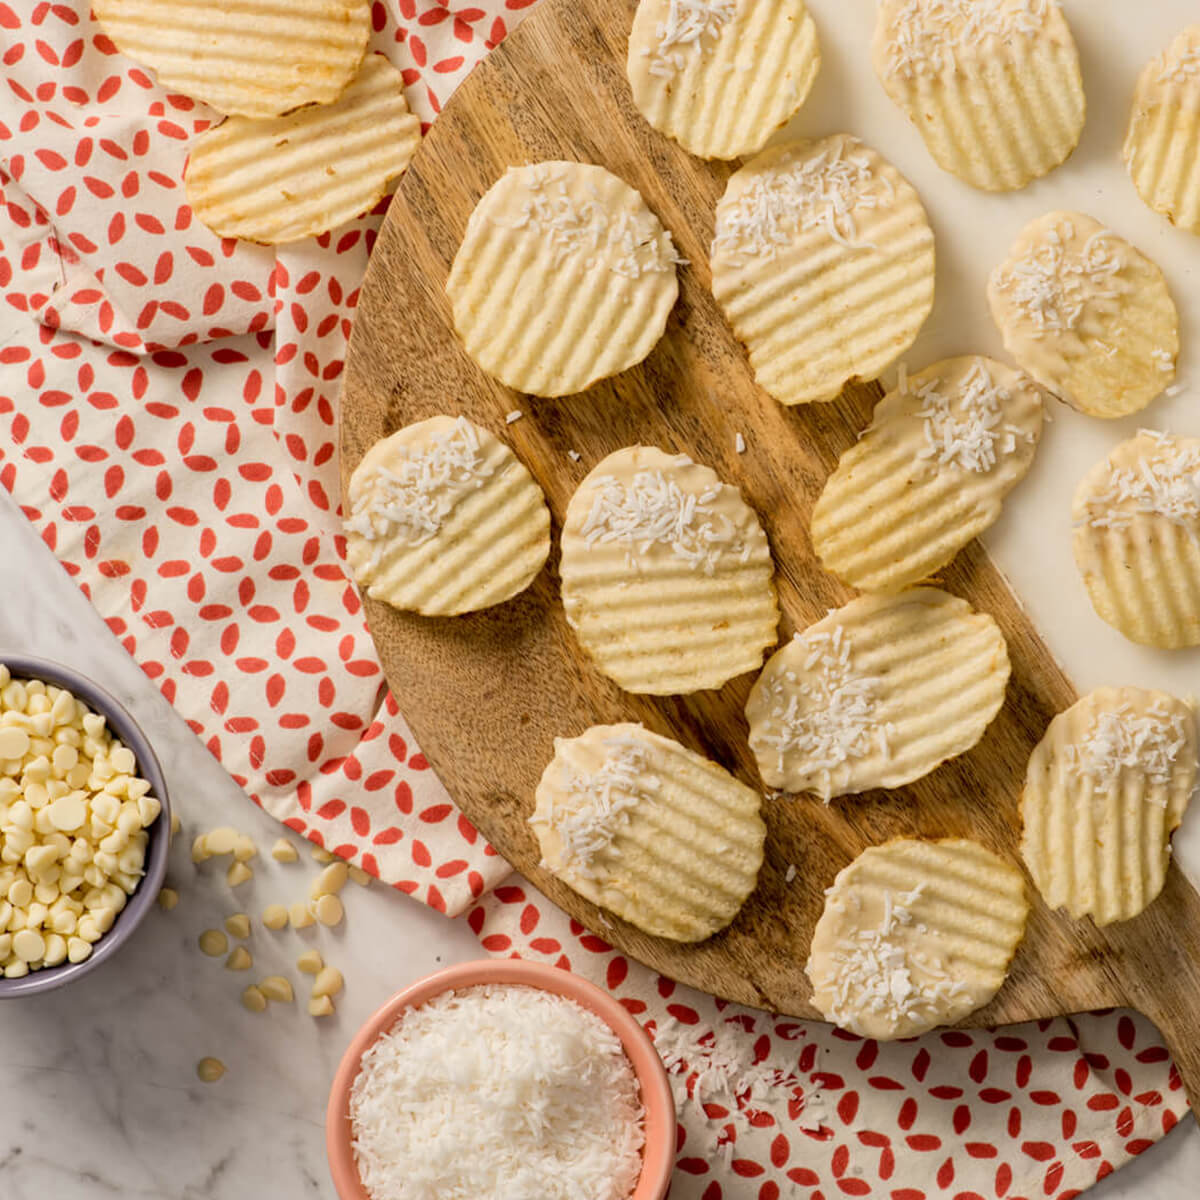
326 958 676 1200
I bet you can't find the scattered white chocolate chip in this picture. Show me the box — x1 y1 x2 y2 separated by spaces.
225 945 252 971
196 1057 226 1083
170 812 181 836
233 835 257 864
308 994 335 1018
204 827 239 857
313 894 344 928
311 846 334 864
199 929 228 957
311 862 349 899
289 901 315 930
270 838 299 864
224 912 250 940
241 984 268 1013
226 862 253 888
312 965 343 998
296 949 323 974
262 904 288 931
259 975 294 1003
191 835 211 864
348 865 371 887
157 887 179 911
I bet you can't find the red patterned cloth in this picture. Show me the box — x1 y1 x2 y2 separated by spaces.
0 1 1187 1195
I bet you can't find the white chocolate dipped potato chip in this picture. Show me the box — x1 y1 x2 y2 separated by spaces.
1072 431 1200 649
627 0 821 160
745 588 1009 799
806 837 1029 1039
560 446 779 695
1125 25 1200 235
344 415 550 617
987 211 1179 419
1021 687 1198 926
711 134 936 407
812 356 1043 593
872 0 1085 191
446 162 682 397
528 723 765 942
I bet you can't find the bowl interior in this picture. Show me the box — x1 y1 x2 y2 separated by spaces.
326 958 676 1200
0 654 172 996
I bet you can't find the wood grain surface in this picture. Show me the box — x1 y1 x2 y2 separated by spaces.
340 0 1200 1114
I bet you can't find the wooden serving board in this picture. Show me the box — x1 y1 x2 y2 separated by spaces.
341 0 1200 1114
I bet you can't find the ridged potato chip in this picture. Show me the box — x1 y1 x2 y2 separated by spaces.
344 415 550 617
529 723 766 942
872 0 1084 191
446 163 681 398
812 356 1043 593
745 587 1009 799
93 0 370 118
626 0 821 160
1021 687 1198 926
185 54 420 245
711 134 935 406
1072 431 1200 648
806 837 1028 1038
1125 25 1200 235
987 211 1179 418
560 446 779 695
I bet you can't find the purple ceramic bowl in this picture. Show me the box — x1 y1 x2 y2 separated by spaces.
0 654 171 997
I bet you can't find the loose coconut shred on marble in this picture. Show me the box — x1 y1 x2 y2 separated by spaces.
349 984 645 1200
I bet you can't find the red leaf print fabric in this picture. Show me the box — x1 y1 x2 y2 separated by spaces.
0 2 1186 1195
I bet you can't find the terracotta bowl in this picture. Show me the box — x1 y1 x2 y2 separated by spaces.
326 958 676 1199
0 654 171 997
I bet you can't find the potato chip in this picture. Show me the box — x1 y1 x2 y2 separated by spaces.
529 722 765 942
1072 431 1200 648
812 356 1043 593
185 54 420 245
806 837 1028 1038
872 0 1084 191
1125 25 1200 235
1021 687 1198 926
446 163 681 398
344 414 550 617
986 211 1179 418
93 0 370 118
744 587 1009 799
626 0 821 160
560 446 779 695
711 134 935 406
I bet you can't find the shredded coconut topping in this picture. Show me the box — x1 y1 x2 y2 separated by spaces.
350 984 644 1200
1080 433 1200 531
713 139 895 259
822 883 970 1033
580 462 745 574
884 0 1049 80
994 221 1126 336
759 627 893 800
493 164 684 279
648 0 736 78
911 362 1032 473
1066 703 1191 801
530 734 658 879
345 417 492 568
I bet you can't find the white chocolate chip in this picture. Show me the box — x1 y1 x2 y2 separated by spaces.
288 902 314 930
311 862 348 899
259 975 294 1003
157 887 179 911
241 985 268 1013
0 729 30 760
311 846 334 864
270 838 299 864
225 946 252 971
296 949 323 975
262 904 288 931
190 835 211 864
204 827 239 857
226 862 253 888
313 894 344 928
312 965 343 999
348 865 371 887
232 836 257 864
198 929 228 957
308 994 335 1018
224 913 250 940
12 929 44 962
196 1057 226 1083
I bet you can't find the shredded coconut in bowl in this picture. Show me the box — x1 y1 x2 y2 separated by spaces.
349 983 646 1200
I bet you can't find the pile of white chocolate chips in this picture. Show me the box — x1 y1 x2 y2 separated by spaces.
0 668 159 976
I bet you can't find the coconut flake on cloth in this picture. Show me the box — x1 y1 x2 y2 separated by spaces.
0 0 1188 1195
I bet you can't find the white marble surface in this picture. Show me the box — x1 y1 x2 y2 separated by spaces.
4 0 1200 1194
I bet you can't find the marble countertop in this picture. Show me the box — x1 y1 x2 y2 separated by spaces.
0 479 1197 1200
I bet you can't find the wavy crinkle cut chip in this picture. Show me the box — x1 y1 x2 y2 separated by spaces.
1072 430 1200 648
559 446 779 695
744 587 1009 799
871 0 1085 191
446 162 681 398
626 0 821 160
1125 25 1200 234
711 134 935 406
812 356 1043 593
986 210 1179 418
344 414 550 617
1021 687 1198 927
93 0 370 118
184 55 421 245
528 723 765 942
806 837 1029 1039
